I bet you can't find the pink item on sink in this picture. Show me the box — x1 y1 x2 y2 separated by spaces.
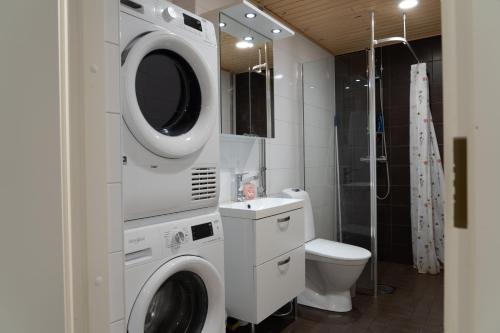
243 183 257 200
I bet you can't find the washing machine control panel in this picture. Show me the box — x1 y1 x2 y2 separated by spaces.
161 213 223 252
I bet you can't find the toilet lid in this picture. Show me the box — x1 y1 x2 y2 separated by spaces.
306 239 371 261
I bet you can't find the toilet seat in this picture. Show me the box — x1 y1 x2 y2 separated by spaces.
305 239 371 265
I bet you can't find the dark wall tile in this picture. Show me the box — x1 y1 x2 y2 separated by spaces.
430 83 443 104
389 125 409 146
390 146 410 165
387 81 410 108
391 205 411 227
390 165 410 186
392 225 413 245
430 103 443 123
391 244 413 265
390 186 411 206
412 38 434 63
377 204 391 224
432 60 442 84
388 107 409 126
434 123 443 145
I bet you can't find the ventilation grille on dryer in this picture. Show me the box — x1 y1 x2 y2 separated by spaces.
191 167 217 201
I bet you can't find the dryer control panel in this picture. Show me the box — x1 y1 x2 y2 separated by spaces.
157 1 217 45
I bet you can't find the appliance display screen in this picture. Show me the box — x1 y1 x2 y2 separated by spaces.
183 14 203 32
191 222 213 241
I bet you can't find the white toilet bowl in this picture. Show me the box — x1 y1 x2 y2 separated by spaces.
281 188 371 312
299 238 371 312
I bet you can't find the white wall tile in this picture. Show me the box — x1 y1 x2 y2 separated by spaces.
304 124 333 148
105 43 120 114
305 146 332 168
305 166 334 188
110 320 125 333
109 252 125 323
274 95 301 124
107 183 123 253
219 169 234 203
272 120 301 146
104 0 119 44
304 103 333 129
273 50 300 100
266 144 300 170
106 113 122 183
219 136 260 202
266 168 302 195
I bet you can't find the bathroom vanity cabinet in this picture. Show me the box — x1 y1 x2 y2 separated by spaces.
220 205 305 324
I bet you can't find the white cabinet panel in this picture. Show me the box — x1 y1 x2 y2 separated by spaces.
255 246 305 323
254 209 304 265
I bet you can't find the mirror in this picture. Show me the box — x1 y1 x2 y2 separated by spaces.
219 13 274 138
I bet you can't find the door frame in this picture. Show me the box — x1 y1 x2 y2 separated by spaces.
442 0 500 331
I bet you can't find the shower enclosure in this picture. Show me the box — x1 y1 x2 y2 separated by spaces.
303 13 422 296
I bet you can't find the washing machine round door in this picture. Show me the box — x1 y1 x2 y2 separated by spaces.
122 30 217 158
128 256 224 333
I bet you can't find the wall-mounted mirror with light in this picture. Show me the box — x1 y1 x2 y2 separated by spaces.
219 13 274 137
202 0 294 138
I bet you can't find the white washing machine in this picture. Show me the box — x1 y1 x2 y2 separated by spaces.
124 212 225 332
120 0 219 221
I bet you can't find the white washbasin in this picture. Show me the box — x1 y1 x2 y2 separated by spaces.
219 197 304 219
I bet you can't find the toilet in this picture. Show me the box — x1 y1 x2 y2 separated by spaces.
281 188 371 312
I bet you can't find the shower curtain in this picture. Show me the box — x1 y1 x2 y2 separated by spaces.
409 63 444 274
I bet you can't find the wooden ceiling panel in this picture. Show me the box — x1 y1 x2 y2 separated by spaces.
253 0 441 55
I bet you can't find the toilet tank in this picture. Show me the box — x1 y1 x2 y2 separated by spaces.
281 188 315 242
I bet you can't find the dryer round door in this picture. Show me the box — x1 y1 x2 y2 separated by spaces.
128 256 224 333
122 30 217 158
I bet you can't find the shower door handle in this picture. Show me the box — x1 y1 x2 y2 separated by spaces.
453 137 468 229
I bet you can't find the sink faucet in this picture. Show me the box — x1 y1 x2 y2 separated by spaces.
235 172 248 202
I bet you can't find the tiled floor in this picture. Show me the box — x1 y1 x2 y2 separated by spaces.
227 262 444 333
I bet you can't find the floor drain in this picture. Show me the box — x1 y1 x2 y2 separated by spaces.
378 284 396 294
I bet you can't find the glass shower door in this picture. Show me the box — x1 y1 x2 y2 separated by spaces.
335 51 376 294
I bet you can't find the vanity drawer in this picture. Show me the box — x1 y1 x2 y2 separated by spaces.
254 208 304 265
255 246 305 323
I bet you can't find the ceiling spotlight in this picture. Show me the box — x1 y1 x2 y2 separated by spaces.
355 79 361 82
236 41 254 49
271 28 282 34
345 86 350 90
245 13 257 19
398 0 418 10
244 36 254 41
219 22 226 27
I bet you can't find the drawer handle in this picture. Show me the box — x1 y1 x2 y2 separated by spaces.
277 216 290 224
277 256 291 266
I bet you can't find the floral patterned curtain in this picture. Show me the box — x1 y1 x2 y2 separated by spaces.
409 63 445 274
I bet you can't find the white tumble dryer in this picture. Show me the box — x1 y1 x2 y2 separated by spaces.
124 212 225 332
120 0 219 221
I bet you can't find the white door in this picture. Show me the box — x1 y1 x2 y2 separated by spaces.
442 0 500 331
122 31 218 158
128 256 225 333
